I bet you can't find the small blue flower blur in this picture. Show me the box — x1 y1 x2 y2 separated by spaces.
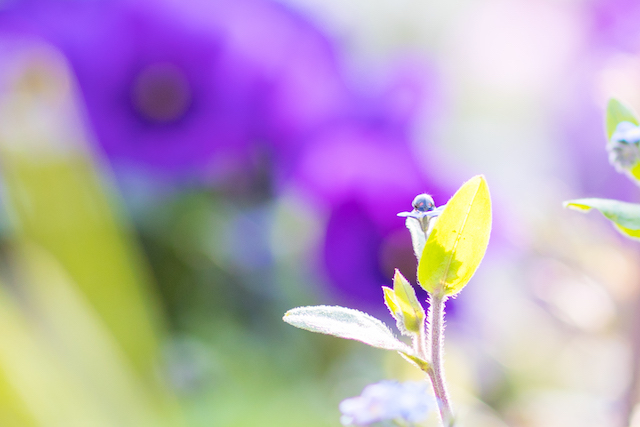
611 121 640 144
608 121 640 172
339 380 434 426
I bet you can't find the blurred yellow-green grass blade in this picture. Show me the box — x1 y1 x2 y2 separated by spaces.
0 368 37 427
0 40 164 384
11 241 179 426
0 281 115 427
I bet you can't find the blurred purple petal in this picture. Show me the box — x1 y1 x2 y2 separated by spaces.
0 0 352 181
588 0 640 52
291 121 448 309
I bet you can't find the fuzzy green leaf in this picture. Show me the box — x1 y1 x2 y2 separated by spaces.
417 176 492 296
564 198 640 240
400 353 431 372
383 287 402 321
383 286 410 336
392 269 425 334
283 306 412 353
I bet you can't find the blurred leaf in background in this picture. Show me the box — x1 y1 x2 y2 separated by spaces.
0 0 441 425
0 35 368 427
0 40 181 426
8 0 640 425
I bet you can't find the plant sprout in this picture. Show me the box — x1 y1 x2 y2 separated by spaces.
284 175 492 426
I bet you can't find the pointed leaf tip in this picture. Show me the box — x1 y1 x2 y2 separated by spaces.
564 197 640 240
392 269 424 334
383 286 402 321
563 201 593 212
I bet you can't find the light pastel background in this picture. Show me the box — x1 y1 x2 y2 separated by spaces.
0 0 639 426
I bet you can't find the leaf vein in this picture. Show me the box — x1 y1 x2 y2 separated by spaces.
439 183 481 291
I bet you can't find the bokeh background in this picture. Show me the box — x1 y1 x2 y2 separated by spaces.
1 0 640 426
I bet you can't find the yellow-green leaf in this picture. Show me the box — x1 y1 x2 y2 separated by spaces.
629 163 640 183
399 352 430 373
382 286 401 320
564 198 640 241
392 269 424 334
417 176 492 296
606 98 639 140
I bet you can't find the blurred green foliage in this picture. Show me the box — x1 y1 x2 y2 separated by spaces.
0 42 388 427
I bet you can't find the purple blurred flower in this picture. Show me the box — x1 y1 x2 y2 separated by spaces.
291 119 450 310
588 0 640 52
1 0 246 174
339 380 434 426
166 0 353 176
0 0 351 180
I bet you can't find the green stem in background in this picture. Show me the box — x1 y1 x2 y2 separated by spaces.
427 293 455 427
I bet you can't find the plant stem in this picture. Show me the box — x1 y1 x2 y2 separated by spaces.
414 310 428 362
427 293 455 427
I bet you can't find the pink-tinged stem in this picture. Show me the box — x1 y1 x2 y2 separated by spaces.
427 293 455 427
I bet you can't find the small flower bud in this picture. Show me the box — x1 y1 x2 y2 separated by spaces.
607 121 640 173
398 194 446 259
